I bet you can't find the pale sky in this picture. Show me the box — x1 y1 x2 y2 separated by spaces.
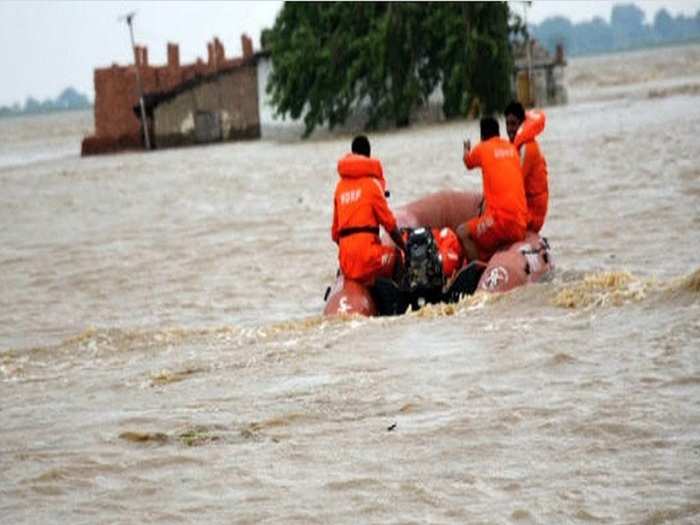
0 1 698 107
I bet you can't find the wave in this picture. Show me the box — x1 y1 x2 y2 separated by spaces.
567 44 700 89
679 267 700 292
3 268 697 365
552 267 700 310
407 267 700 317
647 82 700 99
1 315 355 365
552 271 651 309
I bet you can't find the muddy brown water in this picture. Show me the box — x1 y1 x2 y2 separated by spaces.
1 44 699 524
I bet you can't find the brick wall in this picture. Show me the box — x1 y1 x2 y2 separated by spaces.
82 34 255 156
152 64 260 148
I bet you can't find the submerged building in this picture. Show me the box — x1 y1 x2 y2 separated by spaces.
81 35 261 155
83 33 568 155
512 40 568 108
143 59 260 148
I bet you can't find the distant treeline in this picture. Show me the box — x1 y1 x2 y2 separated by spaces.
0 87 91 118
530 3 700 56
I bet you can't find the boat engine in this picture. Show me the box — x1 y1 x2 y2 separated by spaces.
403 227 444 307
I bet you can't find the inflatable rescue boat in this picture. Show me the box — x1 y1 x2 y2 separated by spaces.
323 189 553 316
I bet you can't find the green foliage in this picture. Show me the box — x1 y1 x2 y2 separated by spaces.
264 2 514 136
463 2 513 116
611 3 647 47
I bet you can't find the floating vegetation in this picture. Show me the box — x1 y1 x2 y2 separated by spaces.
177 426 221 447
682 268 700 293
240 414 308 442
118 425 225 447
118 431 169 444
149 367 203 386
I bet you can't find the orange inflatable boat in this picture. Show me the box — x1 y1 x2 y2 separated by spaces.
323 189 553 316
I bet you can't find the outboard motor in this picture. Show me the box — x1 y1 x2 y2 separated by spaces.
403 227 444 308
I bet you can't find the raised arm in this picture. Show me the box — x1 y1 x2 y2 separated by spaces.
463 140 482 170
514 110 546 148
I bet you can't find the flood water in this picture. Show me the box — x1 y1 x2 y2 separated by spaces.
1 44 699 524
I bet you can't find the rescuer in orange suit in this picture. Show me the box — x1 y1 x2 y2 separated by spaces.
332 135 406 285
505 101 549 233
457 117 528 262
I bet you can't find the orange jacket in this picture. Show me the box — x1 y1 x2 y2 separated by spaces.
514 111 548 232
514 110 545 149
464 137 527 229
332 153 396 243
433 227 464 278
332 153 398 282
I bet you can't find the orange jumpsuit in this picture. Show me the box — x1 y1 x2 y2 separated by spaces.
332 153 399 285
463 137 527 260
514 111 549 233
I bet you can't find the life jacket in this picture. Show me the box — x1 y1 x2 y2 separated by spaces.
514 110 549 232
514 110 545 149
432 227 465 279
336 153 388 195
332 154 395 241
331 154 399 282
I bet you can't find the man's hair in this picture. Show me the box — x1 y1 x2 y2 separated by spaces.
504 100 525 122
480 117 500 141
351 135 371 157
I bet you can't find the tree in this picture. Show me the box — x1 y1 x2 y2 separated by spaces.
24 96 41 113
611 4 647 48
464 2 513 115
363 2 438 128
264 2 514 136
653 8 674 41
56 87 91 110
533 16 573 55
573 17 614 54
671 12 700 41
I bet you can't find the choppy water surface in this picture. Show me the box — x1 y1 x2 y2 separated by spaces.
1 45 699 524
